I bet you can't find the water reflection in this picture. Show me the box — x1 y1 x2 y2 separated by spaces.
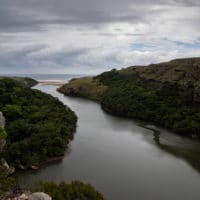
143 124 200 172
17 84 200 200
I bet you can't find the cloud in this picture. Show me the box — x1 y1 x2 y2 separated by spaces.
0 0 200 74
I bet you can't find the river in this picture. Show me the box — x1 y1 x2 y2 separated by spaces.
17 83 200 200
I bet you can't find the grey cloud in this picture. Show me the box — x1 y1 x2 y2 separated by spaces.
0 42 90 73
1 0 199 32
0 0 200 74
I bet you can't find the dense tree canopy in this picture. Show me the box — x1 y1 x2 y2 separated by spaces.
59 58 200 138
99 71 200 136
37 181 104 200
0 78 77 169
0 127 7 139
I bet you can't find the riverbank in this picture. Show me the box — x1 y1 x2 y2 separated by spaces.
38 81 65 86
17 83 200 200
58 58 200 139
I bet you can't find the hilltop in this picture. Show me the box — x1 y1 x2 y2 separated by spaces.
58 57 200 138
0 77 38 87
122 57 200 85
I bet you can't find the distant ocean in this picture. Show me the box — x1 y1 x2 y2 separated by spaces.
0 74 85 83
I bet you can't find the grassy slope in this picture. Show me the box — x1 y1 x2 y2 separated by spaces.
59 58 200 100
58 77 107 101
58 57 200 138
121 57 200 86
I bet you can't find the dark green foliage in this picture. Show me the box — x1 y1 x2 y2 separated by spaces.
99 71 200 137
0 76 38 87
0 169 16 198
0 127 7 139
16 77 38 87
37 181 104 200
59 60 200 138
0 78 77 168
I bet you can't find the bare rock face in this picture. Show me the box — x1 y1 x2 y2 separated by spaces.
0 111 5 127
8 192 52 200
12 193 30 200
28 193 52 200
0 158 15 174
0 138 6 153
0 111 6 153
0 112 15 174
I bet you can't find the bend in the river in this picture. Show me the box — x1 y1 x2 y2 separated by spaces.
17 83 200 200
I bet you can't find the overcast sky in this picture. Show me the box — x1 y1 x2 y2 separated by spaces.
0 0 200 74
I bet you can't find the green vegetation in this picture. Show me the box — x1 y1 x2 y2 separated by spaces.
0 77 103 199
0 169 16 198
37 181 104 200
99 71 200 136
0 78 77 169
0 127 7 139
0 175 104 200
58 77 107 101
0 77 38 87
58 58 200 138
120 57 200 85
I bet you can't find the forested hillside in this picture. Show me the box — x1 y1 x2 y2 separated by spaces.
0 77 38 87
58 57 200 138
0 78 77 169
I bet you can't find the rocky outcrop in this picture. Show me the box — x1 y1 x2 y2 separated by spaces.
7 192 52 200
29 193 52 200
0 111 15 173
0 111 5 127
0 139 6 153
0 111 6 153
0 158 15 174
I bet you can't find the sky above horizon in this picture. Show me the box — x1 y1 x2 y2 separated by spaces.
0 0 200 74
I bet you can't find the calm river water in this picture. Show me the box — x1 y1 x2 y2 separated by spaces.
17 83 200 200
